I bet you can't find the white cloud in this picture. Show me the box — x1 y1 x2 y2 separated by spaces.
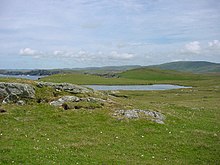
52 50 135 61
109 51 134 60
184 41 201 54
185 41 201 54
19 48 42 58
52 50 98 62
53 50 64 56
208 40 220 49
19 48 37 55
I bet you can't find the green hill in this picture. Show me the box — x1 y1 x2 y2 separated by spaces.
147 61 220 73
40 68 210 86
119 68 206 81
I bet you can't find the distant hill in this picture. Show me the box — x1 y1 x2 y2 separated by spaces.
147 61 220 73
119 68 206 81
2 61 220 76
0 65 141 76
76 65 141 74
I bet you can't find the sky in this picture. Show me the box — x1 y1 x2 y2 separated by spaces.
0 0 220 69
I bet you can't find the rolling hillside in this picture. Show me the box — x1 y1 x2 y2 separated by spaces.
40 68 209 85
119 68 206 81
147 61 220 73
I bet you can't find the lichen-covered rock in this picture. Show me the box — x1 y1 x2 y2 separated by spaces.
2 93 19 104
37 82 93 94
114 109 165 124
50 96 80 106
80 97 106 103
0 82 35 103
115 109 139 119
50 96 107 107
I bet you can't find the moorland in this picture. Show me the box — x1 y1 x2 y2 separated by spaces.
0 63 220 164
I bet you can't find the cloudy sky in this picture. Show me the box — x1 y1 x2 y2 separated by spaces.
0 0 220 69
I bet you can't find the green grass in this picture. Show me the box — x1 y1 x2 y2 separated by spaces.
40 68 212 85
119 68 207 81
40 73 150 85
0 69 220 164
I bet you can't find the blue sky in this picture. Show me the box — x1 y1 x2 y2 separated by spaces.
0 0 220 69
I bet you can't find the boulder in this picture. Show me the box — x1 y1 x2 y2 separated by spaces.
50 96 80 106
0 82 35 103
3 93 19 104
79 97 106 103
50 96 106 108
114 109 165 124
37 82 93 94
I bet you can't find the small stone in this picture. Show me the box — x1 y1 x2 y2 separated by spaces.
17 100 25 105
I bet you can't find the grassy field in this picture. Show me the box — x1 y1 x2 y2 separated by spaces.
39 72 149 85
40 68 212 85
0 69 220 164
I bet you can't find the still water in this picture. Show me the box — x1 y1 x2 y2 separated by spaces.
86 84 191 91
0 74 44 80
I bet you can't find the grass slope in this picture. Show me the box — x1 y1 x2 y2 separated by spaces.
40 68 210 85
148 61 220 73
40 73 150 85
119 68 207 81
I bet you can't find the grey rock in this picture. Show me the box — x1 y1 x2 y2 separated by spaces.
116 109 139 119
125 110 139 119
0 82 35 103
17 100 25 105
50 96 80 106
3 93 19 104
114 109 165 124
80 97 106 103
37 82 93 94
50 96 107 107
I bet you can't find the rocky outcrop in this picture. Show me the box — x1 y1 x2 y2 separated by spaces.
50 96 80 106
0 82 35 103
37 82 92 94
50 96 106 107
113 109 165 124
79 97 106 103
